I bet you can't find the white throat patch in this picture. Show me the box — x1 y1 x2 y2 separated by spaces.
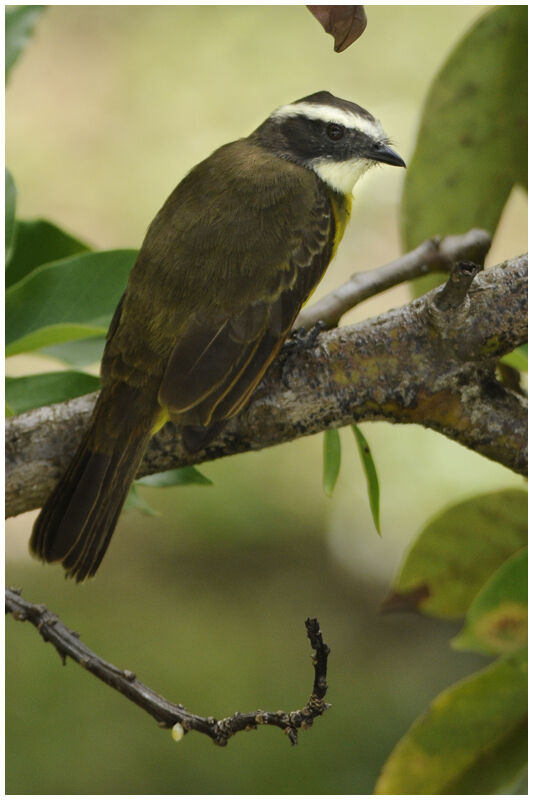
310 157 373 195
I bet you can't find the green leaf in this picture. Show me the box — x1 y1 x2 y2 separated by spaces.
127 468 213 517
402 6 527 296
124 484 159 517
375 648 527 794
5 371 100 416
5 5 46 81
39 337 107 369
6 324 108 357
5 169 16 263
384 490 527 618
6 219 90 288
136 467 213 488
500 345 528 373
323 428 341 497
5 249 137 356
352 424 380 534
453 549 527 657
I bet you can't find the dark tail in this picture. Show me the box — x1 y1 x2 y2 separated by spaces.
30 385 154 582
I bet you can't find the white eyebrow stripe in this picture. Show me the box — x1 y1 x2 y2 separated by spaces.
271 102 384 139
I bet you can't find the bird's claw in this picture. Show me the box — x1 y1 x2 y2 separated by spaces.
280 321 330 388
282 320 330 356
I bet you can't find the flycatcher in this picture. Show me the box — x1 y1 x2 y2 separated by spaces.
30 91 405 581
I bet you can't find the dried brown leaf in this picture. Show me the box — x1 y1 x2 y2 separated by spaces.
307 5 367 52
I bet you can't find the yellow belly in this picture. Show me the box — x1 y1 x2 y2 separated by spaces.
151 407 169 435
330 191 352 256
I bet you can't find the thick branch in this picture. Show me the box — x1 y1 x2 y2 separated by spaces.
295 229 492 329
5 587 330 746
6 254 527 517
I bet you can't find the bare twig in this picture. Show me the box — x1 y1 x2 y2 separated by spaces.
5 253 527 518
5 587 330 747
295 229 491 329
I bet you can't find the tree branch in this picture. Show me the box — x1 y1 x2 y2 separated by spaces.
5 587 330 746
295 229 492 329
6 253 527 518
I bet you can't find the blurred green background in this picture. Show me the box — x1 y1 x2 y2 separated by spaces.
6 5 527 794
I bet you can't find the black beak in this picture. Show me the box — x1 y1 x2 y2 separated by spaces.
369 142 406 168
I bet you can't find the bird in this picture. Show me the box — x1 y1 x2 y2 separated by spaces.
30 90 405 581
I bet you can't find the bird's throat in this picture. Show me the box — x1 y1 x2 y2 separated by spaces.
311 157 372 195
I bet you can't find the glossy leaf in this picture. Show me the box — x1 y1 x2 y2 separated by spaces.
352 424 380 534
6 324 109 357
384 490 527 618
375 648 527 794
5 169 16 263
39 337 107 369
6 218 90 288
5 5 45 81
5 371 100 416
5 249 137 356
402 6 527 295
453 549 527 657
323 428 341 496
136 467 213 488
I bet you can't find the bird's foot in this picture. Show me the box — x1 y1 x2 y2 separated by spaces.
282 320 330 357
279 321 330 388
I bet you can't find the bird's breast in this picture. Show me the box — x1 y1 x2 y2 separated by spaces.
329 191 352 257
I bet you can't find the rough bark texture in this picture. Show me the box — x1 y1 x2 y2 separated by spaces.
5 254 527 518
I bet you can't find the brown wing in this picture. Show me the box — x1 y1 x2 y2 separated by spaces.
158 189 334 429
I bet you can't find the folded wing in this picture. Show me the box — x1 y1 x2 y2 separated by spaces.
158 189 334 433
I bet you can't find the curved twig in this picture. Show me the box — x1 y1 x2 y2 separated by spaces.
5 587 330 747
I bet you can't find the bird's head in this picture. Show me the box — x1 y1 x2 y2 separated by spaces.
254 90 405 195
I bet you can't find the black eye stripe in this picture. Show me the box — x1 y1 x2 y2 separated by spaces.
326 122 345 141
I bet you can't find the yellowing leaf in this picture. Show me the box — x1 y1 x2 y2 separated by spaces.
375 648 527 794
453 549 527 656
384 490 527 618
